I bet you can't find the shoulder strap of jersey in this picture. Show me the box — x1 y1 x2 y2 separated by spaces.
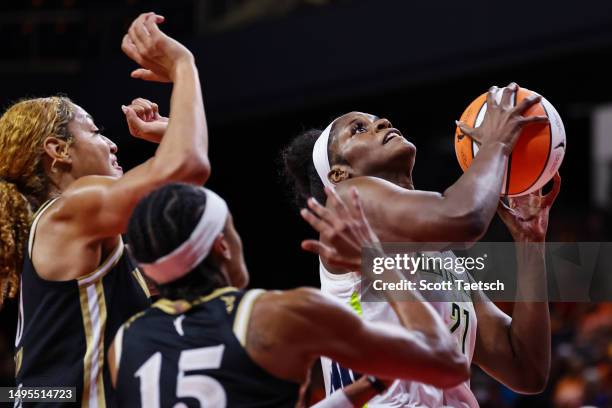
232 289 266 347
27 197 60 257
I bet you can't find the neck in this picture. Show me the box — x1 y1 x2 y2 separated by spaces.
47 171 76 199
370 168 414 190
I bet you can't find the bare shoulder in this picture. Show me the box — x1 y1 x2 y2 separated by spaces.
335 176 432 203
61 175 116 202
253 288 355 340
52 175 117 219
336 176 396 195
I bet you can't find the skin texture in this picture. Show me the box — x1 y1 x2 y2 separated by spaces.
315 84 557 394
208 214 250 290
324 84 547 246
108 190 470 406
471 174 560 393
32 12 209 283
244 188 468 392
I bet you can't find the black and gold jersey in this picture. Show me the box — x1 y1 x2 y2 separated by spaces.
14 198 151 407
113 287 300 407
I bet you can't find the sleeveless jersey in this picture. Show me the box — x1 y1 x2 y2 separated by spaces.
113 287 301 408
319 251 479 408
14 198 151 408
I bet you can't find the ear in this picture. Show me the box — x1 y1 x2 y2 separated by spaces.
43 137 72 165
210 233 231 261
328 164 352 185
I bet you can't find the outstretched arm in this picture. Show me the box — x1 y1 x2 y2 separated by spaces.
472 173 560 394
261 287 468 389
56 13 210 239
337 83 548 245
297 188 468 388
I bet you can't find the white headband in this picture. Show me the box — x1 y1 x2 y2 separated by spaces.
138 188 229 285
312 120 337 189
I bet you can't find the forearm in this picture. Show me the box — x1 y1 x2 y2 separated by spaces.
443 142 509 230
378 268 468 382
508 242 550 387
381 268 450 341
153 59 209 174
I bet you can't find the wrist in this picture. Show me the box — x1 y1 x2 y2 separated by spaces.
481 140 512 156
512 233 546 244
515 240 546 259
170 55 196 81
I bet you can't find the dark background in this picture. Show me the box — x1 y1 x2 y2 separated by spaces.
1 1 611 407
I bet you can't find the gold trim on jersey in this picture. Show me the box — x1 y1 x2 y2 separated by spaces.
152 286 239 315
193 286 239 306
123 310 146 330
78 242 124 287
26 195 123 287
131 268 151 298
79 280 108 408
111 325 125 374
14 347 23 377
233 289 266 347
95 282 107 408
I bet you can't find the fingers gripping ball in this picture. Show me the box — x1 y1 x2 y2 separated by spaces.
455 87 566 197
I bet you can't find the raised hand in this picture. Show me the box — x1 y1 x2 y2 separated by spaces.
456 83 549 153
300 187 380 271
121 12 194 83
497 172 561 242
122 98 168 143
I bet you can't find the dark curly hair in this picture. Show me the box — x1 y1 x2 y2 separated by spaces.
281 124 347 209
126 183 227 301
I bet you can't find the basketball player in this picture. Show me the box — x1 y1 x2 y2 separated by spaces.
0 12 209 407
108 183 470 407
282 83 561 406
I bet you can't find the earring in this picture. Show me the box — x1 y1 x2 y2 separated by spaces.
51 151 69 173
329 168 349 184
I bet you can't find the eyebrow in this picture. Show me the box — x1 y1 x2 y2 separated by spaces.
347 118 361 127
347 114 379 127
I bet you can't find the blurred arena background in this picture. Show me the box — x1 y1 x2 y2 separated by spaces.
1 1 611 406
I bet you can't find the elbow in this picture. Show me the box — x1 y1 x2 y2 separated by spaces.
188 156 211 185
525 375 549 394
513 370 549 395
450 209 488 246
153 155 211 186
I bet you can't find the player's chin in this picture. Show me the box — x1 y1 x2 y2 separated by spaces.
390 139 416 159
403 139 417 155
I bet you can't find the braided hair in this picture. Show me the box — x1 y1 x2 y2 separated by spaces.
126 183 226 301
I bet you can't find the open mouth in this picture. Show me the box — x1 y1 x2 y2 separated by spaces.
111 157 122 171
383 129 403 145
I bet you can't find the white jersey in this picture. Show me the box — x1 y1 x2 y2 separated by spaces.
319 251 479 408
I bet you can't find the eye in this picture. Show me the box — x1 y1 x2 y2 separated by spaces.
94 125 105 135
351 122 367 135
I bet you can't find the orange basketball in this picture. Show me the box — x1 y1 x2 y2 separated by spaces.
454 87 566 197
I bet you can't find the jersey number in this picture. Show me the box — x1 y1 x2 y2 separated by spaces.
134 345 227 408
450 303 470 354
